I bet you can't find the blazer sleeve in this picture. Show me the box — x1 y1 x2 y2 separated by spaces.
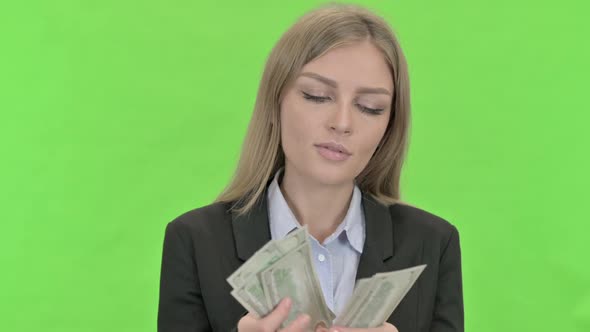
158 220 212 332
430 225 465 332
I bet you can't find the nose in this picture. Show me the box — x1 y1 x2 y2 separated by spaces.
329 103 353 135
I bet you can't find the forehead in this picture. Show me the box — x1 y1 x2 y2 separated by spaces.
298 41 393 92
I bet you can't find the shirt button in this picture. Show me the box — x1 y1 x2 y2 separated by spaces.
318 254 326 262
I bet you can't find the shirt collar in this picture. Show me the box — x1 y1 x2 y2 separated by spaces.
267 167 365 253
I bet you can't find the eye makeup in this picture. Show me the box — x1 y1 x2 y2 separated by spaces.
300 91 385 115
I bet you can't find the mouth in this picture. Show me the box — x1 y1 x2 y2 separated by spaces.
314 142 352 161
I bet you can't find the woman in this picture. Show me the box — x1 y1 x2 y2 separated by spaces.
158 3 463 332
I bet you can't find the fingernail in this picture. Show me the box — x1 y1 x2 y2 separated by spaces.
282 297 291 307
300 314 310 324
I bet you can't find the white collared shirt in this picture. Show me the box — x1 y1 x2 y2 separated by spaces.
267 167 366 317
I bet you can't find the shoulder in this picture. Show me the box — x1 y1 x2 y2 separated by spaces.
164 200 234 241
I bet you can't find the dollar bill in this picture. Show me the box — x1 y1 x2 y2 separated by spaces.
227 227 308 289
227 227 308 316
334 264 427 327
228 225 427 329
230 288 267 317
371 265 427 324
259 241 335 331
334 277 375 325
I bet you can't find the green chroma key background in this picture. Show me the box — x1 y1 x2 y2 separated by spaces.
1 0 588 331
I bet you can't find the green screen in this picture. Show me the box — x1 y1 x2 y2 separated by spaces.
1 0 588 331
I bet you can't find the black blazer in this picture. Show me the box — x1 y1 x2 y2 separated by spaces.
157 188 464 332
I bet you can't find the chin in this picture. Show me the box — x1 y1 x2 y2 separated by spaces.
309 166 355 186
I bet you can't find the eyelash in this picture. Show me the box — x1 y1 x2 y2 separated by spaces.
301 92 384 115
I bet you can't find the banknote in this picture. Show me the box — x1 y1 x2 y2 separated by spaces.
370 265 427 325
334 277 374 326
227 227 309 316
228 226 426 328
334 264 427 328
227 226 308 289
259 241 335 330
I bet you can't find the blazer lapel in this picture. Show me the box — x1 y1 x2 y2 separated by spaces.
356 192 395 280
231 189 272 262
230 186 395 274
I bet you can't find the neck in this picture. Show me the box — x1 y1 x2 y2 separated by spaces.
279 166 354 243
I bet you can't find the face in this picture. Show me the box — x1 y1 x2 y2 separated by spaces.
279 40 393 186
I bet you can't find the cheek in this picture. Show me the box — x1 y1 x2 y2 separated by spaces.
280 104 311 153
359 120 389 155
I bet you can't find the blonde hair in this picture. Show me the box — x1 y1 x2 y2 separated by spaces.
215 2 412 216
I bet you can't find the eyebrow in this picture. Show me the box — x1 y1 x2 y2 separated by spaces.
299 71 392 96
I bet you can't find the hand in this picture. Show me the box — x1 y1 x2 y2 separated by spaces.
237 297 311 332
315 322 399 332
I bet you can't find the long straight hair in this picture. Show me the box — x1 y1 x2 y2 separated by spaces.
215 2 413 216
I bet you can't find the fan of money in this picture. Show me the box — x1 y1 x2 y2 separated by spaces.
227 226 426 330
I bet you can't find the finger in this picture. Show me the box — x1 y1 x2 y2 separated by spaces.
328 326 355 332
280 314 310 332
236 313 258 331
245 312 258 319
383 322 399 332
328 322 398 332
261 297 292 330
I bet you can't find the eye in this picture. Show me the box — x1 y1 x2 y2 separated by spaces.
301 91 385 115
302 91 330 103
357 104 385 115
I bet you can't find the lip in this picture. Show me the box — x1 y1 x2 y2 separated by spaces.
314 142 352 155
314 142 352 162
